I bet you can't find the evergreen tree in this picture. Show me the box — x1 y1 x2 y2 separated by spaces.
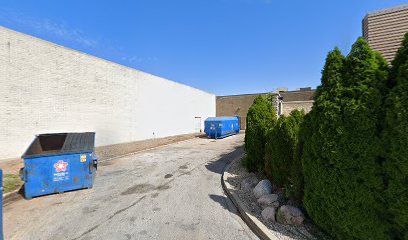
303 38 389 239
302 48 346 237
383 32 408 239
389 32 408 87
264 109 304 190
244 95 277 172
287 109 306 201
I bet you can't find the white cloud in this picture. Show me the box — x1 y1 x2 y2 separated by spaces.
0 8 98 48
121 56 158 63
0 8 158 66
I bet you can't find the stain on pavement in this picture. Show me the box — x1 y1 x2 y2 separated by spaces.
121 184 155 195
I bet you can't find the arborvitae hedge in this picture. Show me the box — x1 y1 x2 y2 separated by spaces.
244 95 277 172
287 110 306 201
383 33 408 239
265 115 288 186
389 32 408 88
302 38 389 239
264 110 304 192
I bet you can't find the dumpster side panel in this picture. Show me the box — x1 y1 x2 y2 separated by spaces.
204 117 239 139
24 152 94 199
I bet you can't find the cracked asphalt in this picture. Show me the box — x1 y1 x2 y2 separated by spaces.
4 134 259 240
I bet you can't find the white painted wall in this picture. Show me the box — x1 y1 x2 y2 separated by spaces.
0 26 215 160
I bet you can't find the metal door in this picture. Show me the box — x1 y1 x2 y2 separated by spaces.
194 117 202 132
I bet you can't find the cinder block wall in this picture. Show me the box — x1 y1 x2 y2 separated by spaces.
0 26 215 160
279 90 314 115
281 101 313 115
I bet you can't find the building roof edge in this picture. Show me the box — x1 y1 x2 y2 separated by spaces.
367 4 408 17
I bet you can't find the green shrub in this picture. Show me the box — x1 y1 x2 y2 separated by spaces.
302 38 389 239
287 110 306 200
244 95 277 172
264 110 305 191
4 173 22 193
383 32 408 239
389 32 408 88
264 115 288 186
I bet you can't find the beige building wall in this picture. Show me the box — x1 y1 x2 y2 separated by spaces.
363 4 408 63
281 101 313 116
216 93 270 129
0 26 216 160
216 90 315 129
278 90 314 116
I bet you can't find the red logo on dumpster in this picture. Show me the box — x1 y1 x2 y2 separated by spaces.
54 160 68 172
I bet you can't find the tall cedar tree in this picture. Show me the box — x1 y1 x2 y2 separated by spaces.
286 109 305 201
303 39 389 239
244 95 277 172
264 109 305 191
383 32 408 239
302 48 346 237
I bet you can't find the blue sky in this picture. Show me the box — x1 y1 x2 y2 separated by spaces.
0 0 407 95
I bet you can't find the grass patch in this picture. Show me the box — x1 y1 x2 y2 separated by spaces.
3 173 22 193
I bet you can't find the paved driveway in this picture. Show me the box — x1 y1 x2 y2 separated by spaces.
4 134 259 240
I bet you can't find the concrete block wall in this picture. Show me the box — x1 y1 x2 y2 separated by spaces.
0 26 215 160
281 101 313 116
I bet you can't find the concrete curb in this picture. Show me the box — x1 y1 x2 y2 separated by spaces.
3 187 23 206
222 156 279 240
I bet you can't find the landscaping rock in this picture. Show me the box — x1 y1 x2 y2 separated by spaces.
276 205 304 225
274 190 287 205
257 194 279 209
261 207 276 223
271 183 279 192
240 174 259 192
287 199 302 208
253 179 272 199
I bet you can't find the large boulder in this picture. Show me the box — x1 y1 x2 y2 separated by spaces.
276 205 304 225
261 207 276 223
257 194 279 209
253 180 272 199
240 174 259 192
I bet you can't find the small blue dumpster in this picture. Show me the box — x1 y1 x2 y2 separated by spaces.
21 132 97 199
204 116 240 139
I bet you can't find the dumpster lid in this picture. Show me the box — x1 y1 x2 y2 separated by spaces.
22 132 96 158
205 116 238 122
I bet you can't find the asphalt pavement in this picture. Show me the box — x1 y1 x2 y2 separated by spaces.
4 133 259 240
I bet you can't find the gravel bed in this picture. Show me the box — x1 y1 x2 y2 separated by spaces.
225 156 331 240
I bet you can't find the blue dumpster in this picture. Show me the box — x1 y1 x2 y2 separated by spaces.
21 132 98 199
204 116 240 139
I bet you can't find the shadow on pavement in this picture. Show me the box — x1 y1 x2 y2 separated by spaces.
209 194 239 216
4 186 25 207
204 146 244 174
